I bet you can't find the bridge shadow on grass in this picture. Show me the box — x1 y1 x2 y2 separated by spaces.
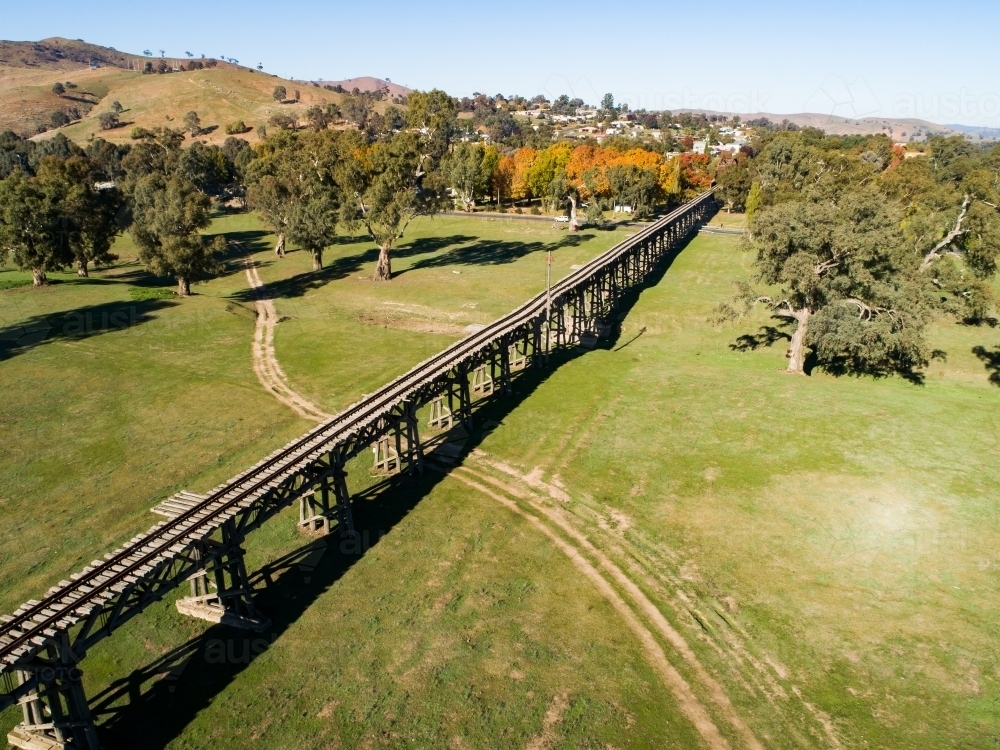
0 299 176 362
86 228 706 750
90 352 585 750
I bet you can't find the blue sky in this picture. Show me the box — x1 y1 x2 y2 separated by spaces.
6 0 999 126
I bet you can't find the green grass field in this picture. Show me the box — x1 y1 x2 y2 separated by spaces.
1 212 998 748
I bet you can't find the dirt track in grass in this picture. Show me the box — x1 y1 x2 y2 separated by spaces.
237 243 330 422
456 450 846 749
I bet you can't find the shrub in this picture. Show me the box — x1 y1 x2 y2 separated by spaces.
0 275 32 291
50 111 70 128
273 85 286 102
529 206 541 215
268 113 296 131
111 101 123 113
225 120 250 135
130 126 153 139
51 82 65 96
585 202 606 227
98 112 120 130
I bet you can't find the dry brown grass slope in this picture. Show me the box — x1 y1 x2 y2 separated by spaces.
0 37 136 70
0 64 362 146
0 37 360 142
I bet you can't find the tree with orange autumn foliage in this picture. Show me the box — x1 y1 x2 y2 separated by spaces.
510 147 536 200
677 153 713 197
492 155 515 206
495 142 704 213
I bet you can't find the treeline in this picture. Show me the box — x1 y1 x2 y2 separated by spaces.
0 94 458 288
0 89 715 294
442 142 712 220
0 130 247 293
715 129 1000 379
141 58 219 74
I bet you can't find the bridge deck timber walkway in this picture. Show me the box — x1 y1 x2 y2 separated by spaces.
0 189 717 750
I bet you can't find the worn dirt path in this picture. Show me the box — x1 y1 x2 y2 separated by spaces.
236 243 331 422
451 466 736 750
460 452 842 749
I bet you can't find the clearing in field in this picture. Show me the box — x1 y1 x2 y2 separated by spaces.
1 212 998 748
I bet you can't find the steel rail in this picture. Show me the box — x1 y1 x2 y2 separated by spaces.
0 189 713 666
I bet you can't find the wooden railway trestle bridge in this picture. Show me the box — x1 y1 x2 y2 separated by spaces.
0 190 716 750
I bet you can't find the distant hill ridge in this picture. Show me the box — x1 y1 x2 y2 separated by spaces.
0 37 236 72
0 37 136 70
307 76 412 98
677 109 998 143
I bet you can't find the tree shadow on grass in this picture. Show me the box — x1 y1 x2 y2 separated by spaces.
973 346 1000 386
729 322 931 384
223 228 271 256
226 234 476 303
396 233 594 277
728 324 791 352
0 299 175 362
78 225 710 749
394 234 478 261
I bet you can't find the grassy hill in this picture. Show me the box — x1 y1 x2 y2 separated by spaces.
312 75 411 98
0 63 364 145
0 37 369 142
0 37 137 70
681 108 986 143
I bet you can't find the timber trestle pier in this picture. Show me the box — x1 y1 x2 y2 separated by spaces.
0 189 716 749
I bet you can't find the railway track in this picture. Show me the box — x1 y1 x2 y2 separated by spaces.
0 189 715 750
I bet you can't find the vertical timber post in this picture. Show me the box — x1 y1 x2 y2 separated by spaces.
7 639 100 750
175 519 270 632
331 449 355 537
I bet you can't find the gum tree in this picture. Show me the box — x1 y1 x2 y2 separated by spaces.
122 136 223 295
719 191 930 376
244 130 340 270
339 132 444 281
0 168 76 285
443 142 486 211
